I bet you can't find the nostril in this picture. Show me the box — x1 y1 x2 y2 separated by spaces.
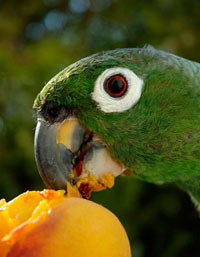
48 105 62 118
40 102 68 123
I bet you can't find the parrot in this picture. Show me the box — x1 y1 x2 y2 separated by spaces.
33 45 200 210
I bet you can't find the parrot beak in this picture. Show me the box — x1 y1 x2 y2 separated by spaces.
34 117 85 189
34 116 125 193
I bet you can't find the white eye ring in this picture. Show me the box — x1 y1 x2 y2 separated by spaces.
91 67 144 113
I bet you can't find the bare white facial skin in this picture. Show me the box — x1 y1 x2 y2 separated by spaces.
92 67 144 113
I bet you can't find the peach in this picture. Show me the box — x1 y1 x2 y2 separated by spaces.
0 185 131 257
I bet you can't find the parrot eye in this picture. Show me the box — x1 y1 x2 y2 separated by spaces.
92 67 144 113
41 102 67 123
104 75 127 97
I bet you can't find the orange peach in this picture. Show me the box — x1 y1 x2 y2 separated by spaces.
0 185 131 257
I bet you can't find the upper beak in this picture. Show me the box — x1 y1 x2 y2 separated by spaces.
34 117 86 190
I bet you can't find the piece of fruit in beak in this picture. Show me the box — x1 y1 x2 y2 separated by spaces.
0 184 131 257
35 117 126 197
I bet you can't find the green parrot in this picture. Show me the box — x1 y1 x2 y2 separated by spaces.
33 46 200 210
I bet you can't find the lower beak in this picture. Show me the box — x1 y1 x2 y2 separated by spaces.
34 117 125 193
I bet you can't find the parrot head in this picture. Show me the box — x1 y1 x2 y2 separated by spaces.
33 46 200 198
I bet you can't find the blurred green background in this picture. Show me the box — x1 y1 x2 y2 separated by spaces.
0 0 200 256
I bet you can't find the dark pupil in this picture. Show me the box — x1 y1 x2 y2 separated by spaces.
108 78 124 94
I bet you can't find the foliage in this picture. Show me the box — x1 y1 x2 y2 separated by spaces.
0 0 200 256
